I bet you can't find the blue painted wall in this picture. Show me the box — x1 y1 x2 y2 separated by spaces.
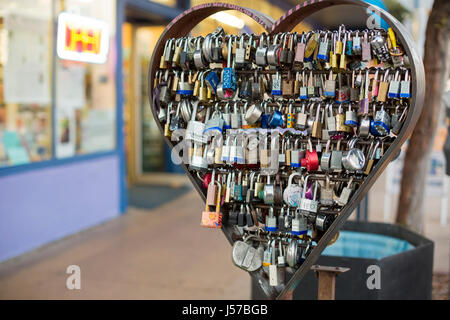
0 155 120 262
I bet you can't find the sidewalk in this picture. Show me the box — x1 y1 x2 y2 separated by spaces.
0 190 250 299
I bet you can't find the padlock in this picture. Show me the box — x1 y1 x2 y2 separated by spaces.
268 103 284 128
279 33 289 65
320 175 334 206
336 177 355 206
295 32 306 63
282 72 294 98
335 25 344 55
358 70 370 115
278 137 286 167
237 204 246 227
324 70 336 98
231 102 242 129
245 205 255 228
201 180 222 228
364 140 380 175
359 114 371 137
392 105 408 135
185 100 206 144
296 102 308 130
304 32 319 62
267 34 281 66
190 143 208 172
204 103 224 135
222 102 232 130
299 71 308 100
326 104 337 135
234 172 244 202
311 103 322 139
301 139 319 172
336 105 352 133
222 37 237 93
193 37 206 69
285 102 295 129
388 70 401 100
361 30 372 62
171 38 182 66
235 34 247 69
315 213 333 232
345 103 358 127
245 102 263 125
221 135 232 163
342 138 366 171
377 70 390 102
238 77 253 100
371 31 390 62
265 206 277 232
339 32 347 70
371 104 390 136
177 71 193 96
317 31 330 61
320 139 332 171
283 172 303 207
299 175 319 214
286 34 295 65
271 72 282 97
291 138 301 168
269 240 282 286
255 33 268 66
206 169 218 206
211 35 224 62
286 239 300 268
278 207 287 232
330 139 343 172
263 176 275 205
400 70 411 99
231 235 262 272
246 132 259 165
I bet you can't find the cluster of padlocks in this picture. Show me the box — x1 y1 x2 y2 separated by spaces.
153 25 411 285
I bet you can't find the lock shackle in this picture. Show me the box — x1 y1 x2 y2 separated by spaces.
325 139 331 154
315 103 321 121
191 100 199 121
288 172 302 188
226 36 233 67
307 138 314 152
348 137 359 149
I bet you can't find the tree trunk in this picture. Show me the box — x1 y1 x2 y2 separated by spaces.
396 0 450 233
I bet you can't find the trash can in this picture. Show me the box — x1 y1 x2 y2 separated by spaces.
251 221 434 300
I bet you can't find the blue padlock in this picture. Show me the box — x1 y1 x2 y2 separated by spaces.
371 105 390 136
205 70 219 94
222 37 237 92
269 104 284 128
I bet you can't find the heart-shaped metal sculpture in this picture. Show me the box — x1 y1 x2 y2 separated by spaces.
148 0 425 299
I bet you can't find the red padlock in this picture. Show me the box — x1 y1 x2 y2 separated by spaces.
301 139 319 172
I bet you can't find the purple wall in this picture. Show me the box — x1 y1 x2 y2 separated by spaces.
0 155 121 262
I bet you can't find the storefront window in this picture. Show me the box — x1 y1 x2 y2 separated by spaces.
0 0 53 166
54 0 117 158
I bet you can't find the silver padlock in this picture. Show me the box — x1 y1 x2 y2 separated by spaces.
255 33 268 66
299 175 319 214
232 235 262 272
185 100 206 144
336 177 355 206
231 102 242 129
342 138 366 172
